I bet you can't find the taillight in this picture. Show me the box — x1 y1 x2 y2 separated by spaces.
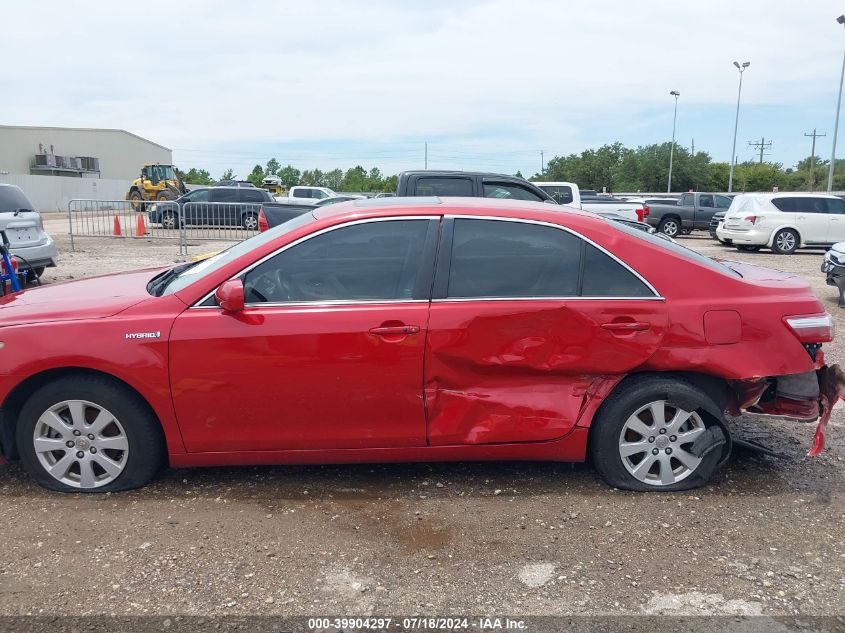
642 204 649 218
258 208 269 232
743 215 762 224
784 313 834 343
635 207 644 222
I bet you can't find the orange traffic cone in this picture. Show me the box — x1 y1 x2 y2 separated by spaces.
136 213 148 237
113 215 122 236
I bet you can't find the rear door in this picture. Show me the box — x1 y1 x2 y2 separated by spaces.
209 188 239 226
789 197 830 244
826 197 845 242
695 194 716 229
424 216 668 446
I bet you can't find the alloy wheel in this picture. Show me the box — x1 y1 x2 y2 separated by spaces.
243 214 258 231
776 231 796 252
618 400 705 486
32 400 129 489
662 220 679 237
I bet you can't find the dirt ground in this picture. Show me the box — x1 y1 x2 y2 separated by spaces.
0 215 843 619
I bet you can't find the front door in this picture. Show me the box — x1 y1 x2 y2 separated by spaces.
169 217 439 452
424 217 668 446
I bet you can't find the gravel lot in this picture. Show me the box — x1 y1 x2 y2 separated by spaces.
0 216 843 619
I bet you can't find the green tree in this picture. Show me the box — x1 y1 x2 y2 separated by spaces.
324 168 343 190
277 165 301 188
179 167 213 185
246 164 265 187
219 168 235 181
265 158 281 177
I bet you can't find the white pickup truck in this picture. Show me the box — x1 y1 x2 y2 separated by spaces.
533 182 648 222
274 186 341 204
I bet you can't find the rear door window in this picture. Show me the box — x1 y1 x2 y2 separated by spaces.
241 189 266 203
211 188 238 203
444 218 655 299
679 193 693 206
539 185 574 205
698 195 714 207
482 182 545 202
826 198 845 214
798 197 829 214
772 198 797 213
415 177 473 197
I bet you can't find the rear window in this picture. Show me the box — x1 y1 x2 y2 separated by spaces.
0 186 35 213
415 177 473 196
607 218 741 277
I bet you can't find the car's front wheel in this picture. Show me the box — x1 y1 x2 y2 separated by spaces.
16 375 165 493
590 377 728 491
772 228 799 255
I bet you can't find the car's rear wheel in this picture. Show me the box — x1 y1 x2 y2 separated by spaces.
772 228 799 255
590 377 727 491
736 245 761 252
161 210 178 230
16 375 165 493
242 212 258 231
658 217 680 237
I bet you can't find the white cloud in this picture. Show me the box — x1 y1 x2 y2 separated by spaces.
1 0 843 174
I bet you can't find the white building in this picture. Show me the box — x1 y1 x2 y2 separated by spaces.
0 125 171 181
0 125 172 211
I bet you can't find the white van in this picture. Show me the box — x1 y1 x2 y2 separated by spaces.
716 193 845 254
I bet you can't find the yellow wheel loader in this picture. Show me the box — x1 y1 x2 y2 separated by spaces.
126 164 188 210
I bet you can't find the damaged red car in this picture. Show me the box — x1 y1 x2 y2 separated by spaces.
0 197 840 493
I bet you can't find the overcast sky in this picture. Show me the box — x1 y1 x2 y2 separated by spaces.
3 0 845 178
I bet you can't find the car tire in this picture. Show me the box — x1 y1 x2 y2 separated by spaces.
242 213 259 231
161 210 178 230
589 376 728 492
772 228 799 255
16 375 166 493
736 245 761 252
128 190 144 211
31 266 45 278
658 217 680 238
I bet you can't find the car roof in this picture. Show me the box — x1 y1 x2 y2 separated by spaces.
312 196 597 226
735 192 839 200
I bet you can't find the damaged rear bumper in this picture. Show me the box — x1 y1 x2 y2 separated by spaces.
728 364 844 456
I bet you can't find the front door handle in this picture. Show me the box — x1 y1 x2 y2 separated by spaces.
369 325 420 336
601 322 650 332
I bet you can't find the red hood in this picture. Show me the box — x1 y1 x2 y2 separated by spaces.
0 267 167 326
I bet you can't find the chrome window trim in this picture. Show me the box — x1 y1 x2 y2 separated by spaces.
442 214 663 300
191 215 440 308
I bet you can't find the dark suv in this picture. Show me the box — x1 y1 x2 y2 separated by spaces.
150 186 274 230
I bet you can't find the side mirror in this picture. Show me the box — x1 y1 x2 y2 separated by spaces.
215 278 245 313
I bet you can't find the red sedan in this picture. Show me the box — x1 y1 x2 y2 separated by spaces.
0 198 840 493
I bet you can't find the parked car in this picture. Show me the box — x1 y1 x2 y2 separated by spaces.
717 193 845 254
0 197 838 493
533 181 647 221
0 184 58 277
214 180 255 187
710 211 728 243
149 186 281 230
647 192 734 237
822 243 845 306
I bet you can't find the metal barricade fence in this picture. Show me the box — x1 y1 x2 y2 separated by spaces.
67 199 264 256
180 202 262 242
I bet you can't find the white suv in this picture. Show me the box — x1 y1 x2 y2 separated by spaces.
716 193 845 254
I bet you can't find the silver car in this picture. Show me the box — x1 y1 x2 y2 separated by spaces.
0 184 58 276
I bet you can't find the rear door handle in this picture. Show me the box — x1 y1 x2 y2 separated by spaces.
369 325 420 336
601 322 650 332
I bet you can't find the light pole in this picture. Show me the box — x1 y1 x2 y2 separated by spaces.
667 91 680 192
728 61 750 193
828 15 845 192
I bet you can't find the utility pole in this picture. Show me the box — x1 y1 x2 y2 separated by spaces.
424 142 428 169
691 138 695 156
747 137 772 163
668 90 680 192
540 151 545 175
804 129 827 191
829 15 845 191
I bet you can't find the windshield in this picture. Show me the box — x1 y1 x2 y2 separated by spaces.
607 218 741 277
148 165 175 181
161 212 317 295
0 186 35 213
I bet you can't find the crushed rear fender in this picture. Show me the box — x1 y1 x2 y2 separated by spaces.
727 364 845 456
